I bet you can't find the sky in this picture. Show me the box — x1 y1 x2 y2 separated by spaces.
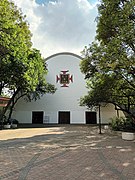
12 0 99 58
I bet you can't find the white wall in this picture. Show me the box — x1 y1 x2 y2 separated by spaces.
13 52 123 124
44 53 88 113
97 104 124 124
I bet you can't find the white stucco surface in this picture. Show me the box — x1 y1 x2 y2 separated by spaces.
12 52 124 124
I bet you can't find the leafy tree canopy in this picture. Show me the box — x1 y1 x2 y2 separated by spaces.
0 0 32 94
0 0 56 121
80 0 135 118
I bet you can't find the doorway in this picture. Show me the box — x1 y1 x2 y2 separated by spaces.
85 112 97 124
58 111 70 124
32 111 43 124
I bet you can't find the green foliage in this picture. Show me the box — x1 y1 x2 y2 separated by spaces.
110 116 135 132
26 83 56 102
80 0 135 118
110 117 125 131
0 0 56 121
1 115 7 125
97 0 135 49
23 48 47 91
9 118 19 124
0 0 32 94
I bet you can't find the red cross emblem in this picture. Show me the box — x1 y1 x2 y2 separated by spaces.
56 70 73 87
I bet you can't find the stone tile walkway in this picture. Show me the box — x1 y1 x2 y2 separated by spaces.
0 125 135 180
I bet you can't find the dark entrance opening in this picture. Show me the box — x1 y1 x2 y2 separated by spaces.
58 111 70 124
32 111 43 124
86 112 97 124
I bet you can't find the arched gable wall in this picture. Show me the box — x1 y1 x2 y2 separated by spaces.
12 52 122 124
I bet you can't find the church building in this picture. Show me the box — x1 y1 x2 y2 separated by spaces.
12 52 123 124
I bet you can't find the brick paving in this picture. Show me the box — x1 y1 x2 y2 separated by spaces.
0 125 135 180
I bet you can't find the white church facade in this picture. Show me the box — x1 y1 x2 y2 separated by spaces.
12 52 123 124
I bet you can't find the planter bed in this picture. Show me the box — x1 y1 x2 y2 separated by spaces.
122 132 135 141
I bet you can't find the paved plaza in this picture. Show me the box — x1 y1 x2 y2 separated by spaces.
0 125 135 180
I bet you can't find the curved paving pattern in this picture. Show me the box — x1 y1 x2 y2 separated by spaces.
0 125 135 180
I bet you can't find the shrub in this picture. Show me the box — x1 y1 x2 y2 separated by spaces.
110 117 125 131
3 115 8 125
9 119 19 124
110 116 135 132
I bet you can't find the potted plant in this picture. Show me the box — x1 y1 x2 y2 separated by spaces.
9 119 19 128
110 116 135 141
122 131 135 140
121 116 135 140
3 115 11 129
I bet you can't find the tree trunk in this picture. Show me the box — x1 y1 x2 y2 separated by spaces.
114 103 135 119
0 87 21 123
0 82 4 95
7 90 27 121
7 100 15 121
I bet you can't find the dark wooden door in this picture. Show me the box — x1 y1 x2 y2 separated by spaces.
59 111 70 124
32 111 43 124
86 112 97 124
